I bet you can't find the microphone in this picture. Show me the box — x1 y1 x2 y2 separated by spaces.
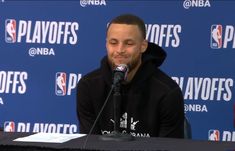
99 64 134 142
82 85 114 149
82 64 132 149
113 64 129 85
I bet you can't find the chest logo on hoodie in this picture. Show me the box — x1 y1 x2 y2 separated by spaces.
110 112 139 131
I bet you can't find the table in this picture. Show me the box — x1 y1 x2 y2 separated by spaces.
0 132 235 151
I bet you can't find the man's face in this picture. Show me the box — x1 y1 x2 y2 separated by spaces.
106 23 147 71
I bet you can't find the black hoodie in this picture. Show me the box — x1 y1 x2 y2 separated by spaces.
76 42 184 138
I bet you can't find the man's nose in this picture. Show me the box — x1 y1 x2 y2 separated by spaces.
116 44 125 53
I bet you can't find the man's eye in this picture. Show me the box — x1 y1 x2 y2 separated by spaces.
127 42 134 45
110 41 117 45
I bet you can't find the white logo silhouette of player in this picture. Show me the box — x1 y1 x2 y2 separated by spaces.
6 20 16 41
120 112 128 128
56 73 66 94
212 25 222 47
130 119 139 131
5 122 14 132
209 130 219 141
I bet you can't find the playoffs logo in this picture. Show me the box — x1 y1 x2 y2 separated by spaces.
4 19 79 57
4 121 15 132
210 24 235 49
3 121 77 133
5 19 16 43
211 25 222 49
55 72 82 96
4 19 79 45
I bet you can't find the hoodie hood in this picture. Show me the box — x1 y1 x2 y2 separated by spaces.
100 42 167 86
142 42 167 67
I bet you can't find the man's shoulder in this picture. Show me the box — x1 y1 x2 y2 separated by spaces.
152 69 180 90
82 68 103 82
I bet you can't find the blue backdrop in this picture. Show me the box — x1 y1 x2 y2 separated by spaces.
0 0 235 141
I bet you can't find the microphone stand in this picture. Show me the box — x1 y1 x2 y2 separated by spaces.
99 82 134 141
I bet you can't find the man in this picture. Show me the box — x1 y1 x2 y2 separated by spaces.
77 14 184 138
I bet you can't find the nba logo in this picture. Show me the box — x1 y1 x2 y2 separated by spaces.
4 121 15 132
211 24 222 49
5 19 16 43
55 72 67 96
208 129 220 141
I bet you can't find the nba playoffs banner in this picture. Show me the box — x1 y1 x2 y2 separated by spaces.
0 0 235 141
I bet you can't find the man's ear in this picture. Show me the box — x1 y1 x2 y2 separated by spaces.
141 40 148 53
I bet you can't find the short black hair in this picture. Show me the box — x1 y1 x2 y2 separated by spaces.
107 14 146 39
